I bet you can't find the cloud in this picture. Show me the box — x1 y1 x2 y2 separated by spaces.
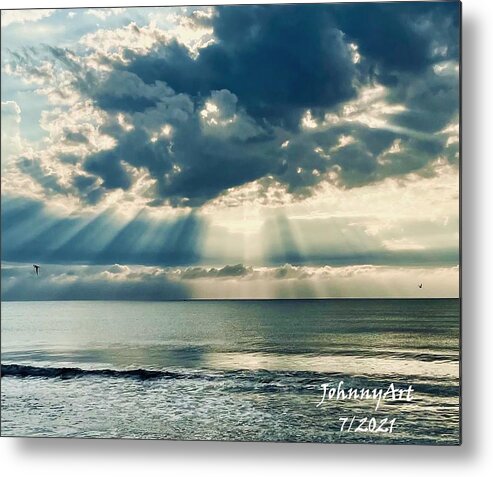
1 101 24 169
80 21 169 63
1 9 55 27
1 3 460 210
1 263 188 301
106 263 129 274
0 4 460 302
331 2 459 74
86 8 127 21
199 89 264 140
122 5 358 128
1 262 459 300
181 263 252 279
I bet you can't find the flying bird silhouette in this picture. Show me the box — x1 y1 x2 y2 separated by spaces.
33 264 40 276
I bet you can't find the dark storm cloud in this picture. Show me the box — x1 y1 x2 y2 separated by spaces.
34 4 357 206
125 4 358 126
389 66 460 134
91 70 177 113
331 1 460 74
84 107 277 206
5 3 460 208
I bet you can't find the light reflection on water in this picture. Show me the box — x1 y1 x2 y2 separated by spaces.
1 299 460 444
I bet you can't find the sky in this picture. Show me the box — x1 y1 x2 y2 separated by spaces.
1 2 460 300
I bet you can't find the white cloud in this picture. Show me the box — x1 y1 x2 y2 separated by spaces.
301 110 318 129
323 84 407 131
86 8 127 21
80 22 167 64
80 9 214 66
0 99 118 210
1 9 55 27
200 89 263 140
348 42 361 64
149 7 215 57
330 134 356 152
1 101 24 168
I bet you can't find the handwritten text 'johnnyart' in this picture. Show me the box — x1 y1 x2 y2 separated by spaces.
316 381 415 411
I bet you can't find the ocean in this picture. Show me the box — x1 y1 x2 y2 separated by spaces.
0 299 460 444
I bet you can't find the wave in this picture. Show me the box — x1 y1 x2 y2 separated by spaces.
1 363 326 381
1 363 459 399
1 364 190 381
0 363 332 382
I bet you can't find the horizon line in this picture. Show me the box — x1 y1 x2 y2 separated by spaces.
1 297 460 303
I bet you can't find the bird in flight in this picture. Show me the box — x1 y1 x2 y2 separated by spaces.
33 264 40 276
418 283 423 289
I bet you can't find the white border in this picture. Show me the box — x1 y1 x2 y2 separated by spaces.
1 0 492 475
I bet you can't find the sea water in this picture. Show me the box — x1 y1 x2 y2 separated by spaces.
0 299 460 444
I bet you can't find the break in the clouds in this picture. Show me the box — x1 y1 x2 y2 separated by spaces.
1 3 460 299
